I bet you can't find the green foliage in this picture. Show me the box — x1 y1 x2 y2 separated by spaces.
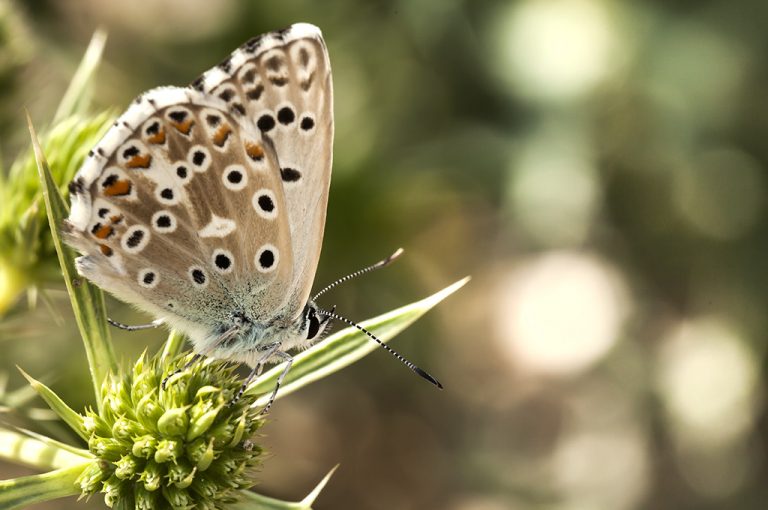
0 30 114 315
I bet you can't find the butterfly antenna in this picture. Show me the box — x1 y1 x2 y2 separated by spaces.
312 248 404 302
316 307 443 389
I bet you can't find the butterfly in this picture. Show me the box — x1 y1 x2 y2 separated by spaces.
63 23 440 412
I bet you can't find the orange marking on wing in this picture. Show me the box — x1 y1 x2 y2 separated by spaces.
213 125 232 147
93 224 114 239
245 142 264 160
126 154 152 169
110 214 124 224
147 129 166 144
172 119 194 135
99 244 113 256
104 179 132 196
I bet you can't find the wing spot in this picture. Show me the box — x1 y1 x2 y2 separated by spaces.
91 223 114 239
152 210 177 233
188 146 212 173
68 178 85 195
168 110 188 122
299 47 310 67
144 121 166 144
176 165 188 179
212 249 234 274
242 69 256 83
257 114 275 132
255 245 278 273
280 167 302 182
121 225 150 253
189 267 208 287
252 189 278 219
212 125 232 147
228 170 242 183
246 85 264 101
126 230 143 247
218 56 232 73
266 55 283 71
218 89 235 102
125 153 152 169
122 146 139 158
258 195 274 211
277 106 295 125
300 116 315 131
300 72 314 91
223 165 248 191
269 76 288 87
138 269 159 289
102 174 133 197
231 103 246 116
168 110 194 135
245 142 264 161
156 186 180 205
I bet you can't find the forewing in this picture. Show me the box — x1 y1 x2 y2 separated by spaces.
65 87 293 340
193 23 333 317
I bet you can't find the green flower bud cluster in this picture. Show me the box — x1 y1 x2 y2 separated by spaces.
75 352 265 509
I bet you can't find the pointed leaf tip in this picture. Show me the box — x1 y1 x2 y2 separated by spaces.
235 464 338 509
16 367 88 441
300 464 339 506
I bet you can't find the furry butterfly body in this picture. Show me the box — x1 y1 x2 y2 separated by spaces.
64 23 334 369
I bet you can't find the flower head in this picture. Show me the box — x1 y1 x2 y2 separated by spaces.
75 352 264 509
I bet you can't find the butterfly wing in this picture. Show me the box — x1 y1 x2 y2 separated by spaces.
193 23 333 319
65 87 294 342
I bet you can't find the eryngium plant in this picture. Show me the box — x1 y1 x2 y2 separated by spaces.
76 353 264 509
0 31 468 510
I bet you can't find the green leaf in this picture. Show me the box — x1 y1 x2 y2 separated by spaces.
17 367 88 441
0 427 92 471
0 462 89 509
234 465 338 510
27 114 117 410
247 277 469 405
54 29 107 124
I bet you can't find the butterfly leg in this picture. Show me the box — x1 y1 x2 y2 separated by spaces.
255 351 293 416
161 353 203 389
108 318 163 331
228 342 280 407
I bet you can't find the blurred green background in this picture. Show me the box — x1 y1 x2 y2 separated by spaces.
2 0 768 508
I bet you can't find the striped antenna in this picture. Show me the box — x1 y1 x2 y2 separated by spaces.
311 248 404 302
316 307 443 389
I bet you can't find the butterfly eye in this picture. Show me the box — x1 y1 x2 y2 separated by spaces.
306 313 321 340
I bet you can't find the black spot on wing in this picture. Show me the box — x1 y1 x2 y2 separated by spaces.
277 106 295 125
257 114 275 132
191 78 205 91
168 110 188 122
68 177 85 195
280 167 301 182
218 89 235 102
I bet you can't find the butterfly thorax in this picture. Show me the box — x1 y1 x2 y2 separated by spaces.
192 300 330 367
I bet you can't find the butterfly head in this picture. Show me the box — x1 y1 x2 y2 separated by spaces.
301 301 333 342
